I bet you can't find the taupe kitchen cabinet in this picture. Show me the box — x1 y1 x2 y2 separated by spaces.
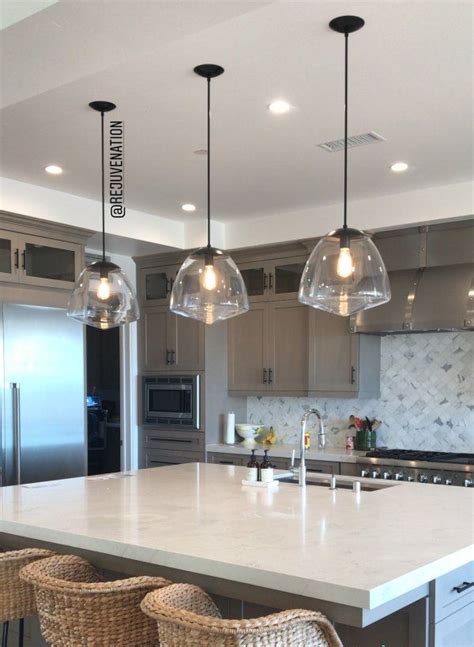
309 309 381 398
140 429 205 468
207 452 341 475
239 255 308 302
228 300 309 395
0 228 82 289
138 263 181 305
207 452 246 466
140 305 205 372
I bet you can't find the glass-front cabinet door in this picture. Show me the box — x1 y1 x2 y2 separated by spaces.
271 256 308 299
139 265 180 305
0 230 19 282
238 261 267 301
239 256 308 301
20 235 81 288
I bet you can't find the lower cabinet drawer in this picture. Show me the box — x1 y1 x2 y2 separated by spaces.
207 453 246 466
431 562 474 622
430 602 474 647
306 460 340 475
142 429 204 453
142 448 203 469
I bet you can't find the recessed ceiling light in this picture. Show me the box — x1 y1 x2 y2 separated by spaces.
268 100 291 114
182 203 196 212
391 161 409 173
45 164 63 175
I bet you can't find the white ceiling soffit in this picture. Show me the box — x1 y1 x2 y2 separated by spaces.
0 1 472 233
0 1 58 31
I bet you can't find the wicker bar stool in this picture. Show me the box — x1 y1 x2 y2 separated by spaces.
20 554 172 647
141 583 343 646
0 548 55 647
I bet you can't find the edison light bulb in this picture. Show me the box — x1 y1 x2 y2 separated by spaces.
97 277 111 300
336 247 353 278
202 264 217 290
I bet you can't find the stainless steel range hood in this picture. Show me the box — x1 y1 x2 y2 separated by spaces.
352 221 474 334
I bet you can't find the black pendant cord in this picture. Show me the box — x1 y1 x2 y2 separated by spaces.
100 110 106 261
343 32 349 231
206 77 211 249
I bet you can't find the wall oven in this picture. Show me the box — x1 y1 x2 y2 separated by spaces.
143 375 200 429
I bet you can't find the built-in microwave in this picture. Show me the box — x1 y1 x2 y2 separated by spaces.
143 375 200 429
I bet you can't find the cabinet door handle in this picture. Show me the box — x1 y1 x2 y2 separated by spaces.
21 250 26 270
263 273 268 291
452 581 474 594
268 368 273 384
14 248 19 269
165 278 170 295
263 368 267 384
166 350 170 365
351 366 356 384
268 272 273 290
170 349 175 365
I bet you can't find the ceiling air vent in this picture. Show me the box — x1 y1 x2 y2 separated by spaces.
318 131 386 152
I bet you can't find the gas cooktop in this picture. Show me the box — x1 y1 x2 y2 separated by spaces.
365 449 474 465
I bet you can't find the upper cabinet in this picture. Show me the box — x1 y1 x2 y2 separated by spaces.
309 310 380 398
239 255 308 302
228 300 309 395
140 305 205 373
0 215 89 296
139 264 181 306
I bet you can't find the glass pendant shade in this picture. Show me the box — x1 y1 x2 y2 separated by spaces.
299 228 391 316
68 260 139 329
170 247 249 324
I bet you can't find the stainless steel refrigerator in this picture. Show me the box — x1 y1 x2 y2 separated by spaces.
1 304 86 486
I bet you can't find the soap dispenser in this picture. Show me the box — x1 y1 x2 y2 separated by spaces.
247 450 259 482
260 450 274 483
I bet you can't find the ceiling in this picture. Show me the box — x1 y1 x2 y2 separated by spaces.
0 1 472 228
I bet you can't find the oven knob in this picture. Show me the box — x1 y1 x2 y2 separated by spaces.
407 475 415 482
394 472 404 481
371 471 380 479
444 479 452 486
360 469 369 478
382 471 392 480
418 474 428 483
463 479 473 488
432 476 442 484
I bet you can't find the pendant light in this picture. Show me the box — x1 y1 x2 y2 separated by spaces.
299 16 391 317
68 101 139 329
170 65 249 325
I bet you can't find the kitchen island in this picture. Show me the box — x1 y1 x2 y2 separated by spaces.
1 463 472 646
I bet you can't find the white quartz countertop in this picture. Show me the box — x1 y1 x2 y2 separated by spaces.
0 464 472 610
207 443 366 463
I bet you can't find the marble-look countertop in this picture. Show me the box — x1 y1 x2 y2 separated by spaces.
0 464 472 610
207 443 366 463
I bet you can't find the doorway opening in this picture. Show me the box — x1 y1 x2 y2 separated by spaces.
86 326 121 475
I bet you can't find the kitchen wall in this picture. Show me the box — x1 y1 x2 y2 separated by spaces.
247 332 474 452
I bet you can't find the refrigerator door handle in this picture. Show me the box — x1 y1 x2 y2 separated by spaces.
11 382 21 485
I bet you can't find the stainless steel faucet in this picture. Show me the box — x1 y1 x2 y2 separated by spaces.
292 408 325 487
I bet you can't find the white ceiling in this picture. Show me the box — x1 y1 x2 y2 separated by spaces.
0 1 472 230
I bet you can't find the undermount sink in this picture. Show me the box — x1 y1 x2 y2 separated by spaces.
278 475 391 492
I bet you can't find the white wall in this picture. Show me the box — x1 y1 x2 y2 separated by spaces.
0 176 184 249
225 181 474 249
2 175 472 253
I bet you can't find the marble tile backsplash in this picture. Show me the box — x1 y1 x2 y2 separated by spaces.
247 332 474 452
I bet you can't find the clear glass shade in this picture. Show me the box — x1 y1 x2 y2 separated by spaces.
67 260 139 329
298 228 391 316
170 246 249 324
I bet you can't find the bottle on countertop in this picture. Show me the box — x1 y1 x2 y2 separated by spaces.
247 450 259 482
304 430 311 450
260 449 274 483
